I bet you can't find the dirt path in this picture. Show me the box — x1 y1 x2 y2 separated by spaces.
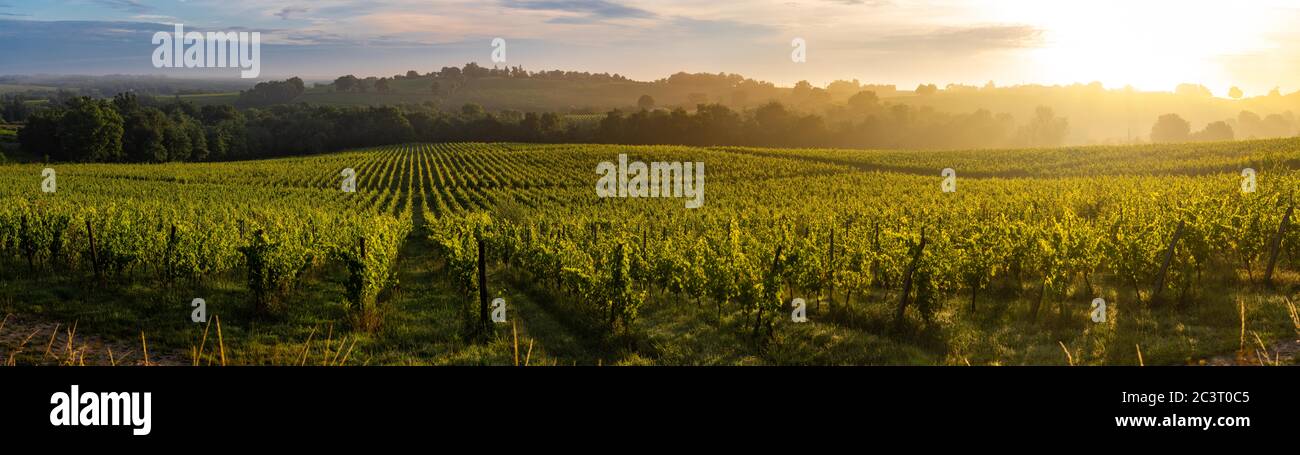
0 314 186 366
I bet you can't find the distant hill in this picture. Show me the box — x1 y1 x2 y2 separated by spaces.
6 65 1300 146
0 74 255 98
167 72 807 114
301 76 657 113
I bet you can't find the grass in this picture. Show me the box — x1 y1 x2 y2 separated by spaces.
3 142 1300 365
5 232 1296 365
0 227 532 366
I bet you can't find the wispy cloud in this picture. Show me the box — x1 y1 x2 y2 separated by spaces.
501 0 656 20
93 0 152 13
3 0 1297 93
824 0 892 5
274 6 309 21
0 0 23 15
133 14 178 22
873 25 1045 54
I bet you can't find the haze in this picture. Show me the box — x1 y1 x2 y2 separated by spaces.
1 0 1298 96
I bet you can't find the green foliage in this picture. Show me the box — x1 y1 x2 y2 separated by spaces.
4 140 1300 365
57 97 124 162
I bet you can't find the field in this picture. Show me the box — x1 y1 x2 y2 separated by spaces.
2 141 1300 365
0 84 55 94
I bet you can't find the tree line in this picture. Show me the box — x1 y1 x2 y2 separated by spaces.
19 95 1076 164
597 99 1070 149
17 92 580 162
1 95 33 123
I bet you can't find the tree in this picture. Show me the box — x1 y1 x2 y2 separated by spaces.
826 79 861 97
915 84 938 95
439 66 462 78
358 77 377 93
122 107 169 162
112 92 140 114
406 70 420 78
539 112 562 134
375 78 391 93
19 108 63 160
2 95 31 122
1261 113 1294 137
792 80 813 99
333 75 360 92
1175 83 1212 97
847 90 878 110
1014 106 1069 147
167 111 207 161
430 81 441 95
1228 86 1244 99
462 62 489 78
693 103 741 145
1191 121 1234 142
1150 113 1191 143
754 102 793 132
57 97 124 162
461 103 485 117
637 94 656 111
597 109 626 142
237 77 305 107
365 106 414 144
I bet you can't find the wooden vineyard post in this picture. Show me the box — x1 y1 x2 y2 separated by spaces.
20 215 33 270
894 228 927 331
165 224 177 285
828 226 835 311
871 222 884 289
476 232 490 333
86 219 100 283
1151 220 1185 303
755 245 784 339
1264 205 1294 286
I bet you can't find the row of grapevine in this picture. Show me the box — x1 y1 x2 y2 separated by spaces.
5 140 1300 348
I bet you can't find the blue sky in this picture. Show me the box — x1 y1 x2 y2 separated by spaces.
1 0 1299 95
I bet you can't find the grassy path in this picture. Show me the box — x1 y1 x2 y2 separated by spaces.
370 195 602 365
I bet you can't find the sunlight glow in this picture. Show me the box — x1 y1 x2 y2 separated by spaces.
987 0 1280 94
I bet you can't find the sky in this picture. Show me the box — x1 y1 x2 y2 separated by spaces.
1 0 1299 95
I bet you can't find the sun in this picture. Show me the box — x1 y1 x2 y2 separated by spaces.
985 0 1279 94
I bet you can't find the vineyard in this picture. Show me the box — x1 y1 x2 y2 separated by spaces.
3 140 1300 365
